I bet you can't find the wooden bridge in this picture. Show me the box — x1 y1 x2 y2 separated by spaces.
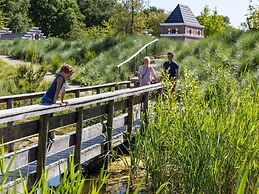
0 80 162 192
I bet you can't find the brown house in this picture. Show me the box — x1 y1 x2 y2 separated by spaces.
160 4 204 41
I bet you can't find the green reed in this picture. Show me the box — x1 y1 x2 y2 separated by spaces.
136 68 258 193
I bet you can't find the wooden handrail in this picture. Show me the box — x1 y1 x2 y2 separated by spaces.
0 83 162 124
116 39 158 69
0 83 162 191
0 81 131 103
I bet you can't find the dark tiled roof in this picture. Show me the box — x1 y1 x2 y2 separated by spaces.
165 4 203 27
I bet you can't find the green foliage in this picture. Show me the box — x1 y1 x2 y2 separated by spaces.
139 68 259 193
74 19 116 40
112 0 149 35
143 6 168 36
2 0 31 32
29 0 85 37
246 0 259 30
0 59 17 96
77 0 117 28
197 5 228 36
14 63 47 93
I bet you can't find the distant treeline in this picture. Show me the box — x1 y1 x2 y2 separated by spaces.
0 0 257 39
0 0 168 38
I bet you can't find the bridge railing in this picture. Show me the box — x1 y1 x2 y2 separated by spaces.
0 81 131 110
0 83 162 191
0 81 131 152
116 39 158 79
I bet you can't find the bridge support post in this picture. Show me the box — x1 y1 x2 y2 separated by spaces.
7 99 14 152
141 92 149 134
36 114 49 181
127 96 134 138
104 100 114 168
74 107 83 170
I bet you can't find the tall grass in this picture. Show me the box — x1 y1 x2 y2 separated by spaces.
0 144 169 193
136 68 258 193
0 35 173 86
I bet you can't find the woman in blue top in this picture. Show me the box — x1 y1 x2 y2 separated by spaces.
42 64 74 105
42 64 74 142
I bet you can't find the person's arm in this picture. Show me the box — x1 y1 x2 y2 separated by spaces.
138 66 142 78
60 89 65 103
151 66 157 79
53 76 63 104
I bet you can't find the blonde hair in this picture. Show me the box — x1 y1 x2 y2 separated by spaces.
144 56 151 65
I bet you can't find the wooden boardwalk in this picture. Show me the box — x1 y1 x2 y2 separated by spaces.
0 82 162 192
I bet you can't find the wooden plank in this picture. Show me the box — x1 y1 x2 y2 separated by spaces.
3 115 127 171
83 105 106 120
0 83 162 124
80 144 102 164
2 127 125 192
36 114 49 181
127 96 134 137
0 95 143 146
0 105 107 144
0 81 131 103
74 107 83 167
7 99 14 152
141 92 149 133
105 100 114 167
114 99 127 112
112 133 125 147
0 120 38 144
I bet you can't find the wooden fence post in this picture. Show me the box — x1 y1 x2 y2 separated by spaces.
141 92 149 134
7 99 14 152
75 89 80 98
127 96 134 139
115 84 119 90
105 100 114 168
127 81 131 89
36 114 49 181
74 107 83 170
96 88 101 94
74 89 83 169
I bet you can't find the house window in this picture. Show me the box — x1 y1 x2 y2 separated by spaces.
197 30 201 36
188 29 192 34
171 28 178 34
167 28 171 34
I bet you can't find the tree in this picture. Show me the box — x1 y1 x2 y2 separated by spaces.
0 10 5 29
246 0 259 30
143 6 168 36
30 0 85 37
112 0 148 34
2 0 31 32
77 0 117 27
0 0 7 29
197 5 228 36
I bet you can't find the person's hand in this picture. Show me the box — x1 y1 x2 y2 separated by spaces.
59 101 68 106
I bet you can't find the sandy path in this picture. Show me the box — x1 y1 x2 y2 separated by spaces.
0 55 31 67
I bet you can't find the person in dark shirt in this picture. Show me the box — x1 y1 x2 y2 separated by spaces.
41 64 74 143
163 52 179 91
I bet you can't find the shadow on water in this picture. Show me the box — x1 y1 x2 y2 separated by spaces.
48 156 146 194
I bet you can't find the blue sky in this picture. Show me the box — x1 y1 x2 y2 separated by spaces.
148 0 256 28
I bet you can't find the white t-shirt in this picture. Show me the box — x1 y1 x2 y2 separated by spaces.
138 65 156 86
